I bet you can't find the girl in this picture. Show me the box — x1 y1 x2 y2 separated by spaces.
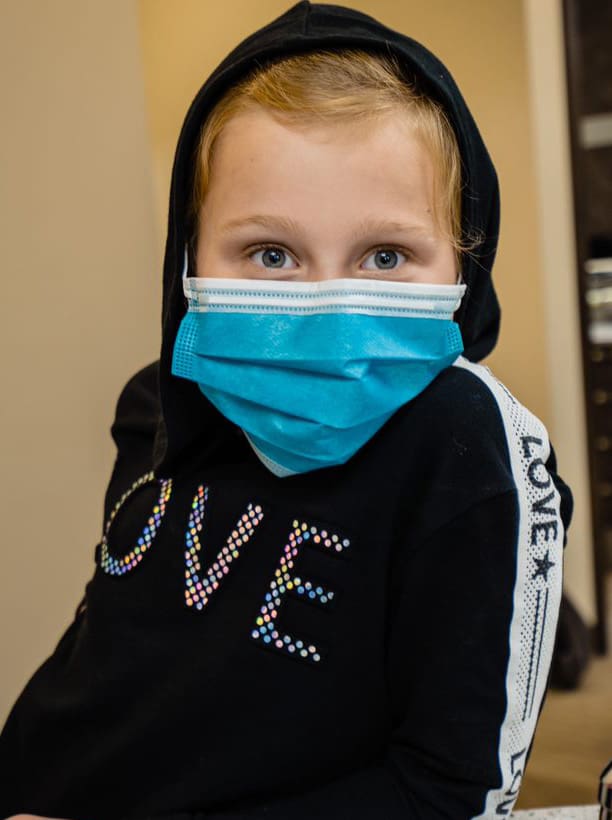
1 2 572 818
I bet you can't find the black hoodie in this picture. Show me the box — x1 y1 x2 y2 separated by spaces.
0 3 572 819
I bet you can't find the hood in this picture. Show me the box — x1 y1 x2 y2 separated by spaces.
152 0 501 473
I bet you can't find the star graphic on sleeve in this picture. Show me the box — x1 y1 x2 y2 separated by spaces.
532 550 555 581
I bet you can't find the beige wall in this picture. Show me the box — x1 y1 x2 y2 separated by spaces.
0 0 160 723
523 0 596 624
0 0 596 727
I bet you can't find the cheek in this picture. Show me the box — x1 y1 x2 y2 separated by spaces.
194 227 220 278
195 247 225 279
194 241 207 278
194 204 221 278
195 234 255 280
434 242 459 284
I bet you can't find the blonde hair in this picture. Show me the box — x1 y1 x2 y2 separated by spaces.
190 48 479 261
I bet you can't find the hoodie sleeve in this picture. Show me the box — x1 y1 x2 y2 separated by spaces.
143 450 570 820
0 363 162 819
104 361 161 504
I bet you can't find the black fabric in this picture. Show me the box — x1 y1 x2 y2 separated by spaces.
549 593 592 690
0 4 572 820
0 363 572 819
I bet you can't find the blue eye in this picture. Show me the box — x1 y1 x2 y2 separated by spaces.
250 246 295 269
362 248 407 271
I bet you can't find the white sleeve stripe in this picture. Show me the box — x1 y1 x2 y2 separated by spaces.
451 357 565 819
523 586 548 722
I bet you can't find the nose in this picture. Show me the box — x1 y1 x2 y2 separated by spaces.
300 256 350 281
304 269 345 281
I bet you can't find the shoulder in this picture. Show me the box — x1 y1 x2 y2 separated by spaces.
382 356 560 530
111 361 160 448
112 361 160 426
103 362 161 514
446 356 553 465
412 356 552 461
445 358 574 542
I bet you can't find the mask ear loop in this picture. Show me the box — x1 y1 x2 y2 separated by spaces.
182 243 189 279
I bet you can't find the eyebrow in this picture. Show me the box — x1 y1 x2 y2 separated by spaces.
219 214 433 239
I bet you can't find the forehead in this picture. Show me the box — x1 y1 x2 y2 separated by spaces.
205 107 436 223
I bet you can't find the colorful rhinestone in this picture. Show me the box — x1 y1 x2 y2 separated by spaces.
184 485 264 610
99 472 173 576
251 519 349 664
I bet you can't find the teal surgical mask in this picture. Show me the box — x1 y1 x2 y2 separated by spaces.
172 256 466 477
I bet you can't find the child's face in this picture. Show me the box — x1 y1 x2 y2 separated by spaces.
195 107 457 284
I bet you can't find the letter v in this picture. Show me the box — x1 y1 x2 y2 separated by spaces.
184 485 264 610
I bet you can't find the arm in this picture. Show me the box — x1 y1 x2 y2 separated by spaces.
0 363 161 819
143 459 569 820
